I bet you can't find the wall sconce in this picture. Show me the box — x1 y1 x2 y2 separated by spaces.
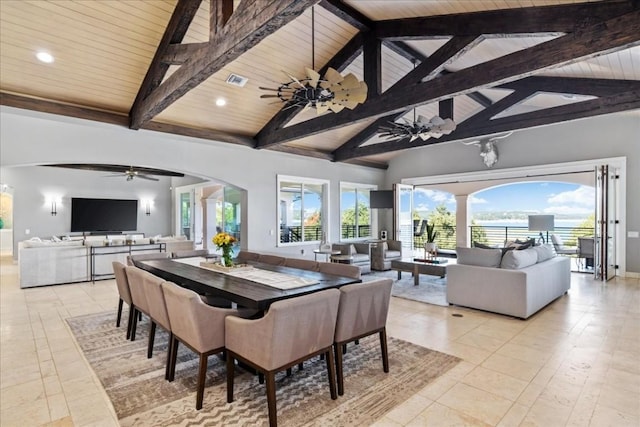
142 198 153 216
45 195 61 216
51 201 57 216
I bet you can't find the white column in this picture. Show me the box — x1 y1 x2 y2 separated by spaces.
455 195 470 248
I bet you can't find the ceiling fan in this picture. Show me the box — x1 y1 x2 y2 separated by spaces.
104 166 159 181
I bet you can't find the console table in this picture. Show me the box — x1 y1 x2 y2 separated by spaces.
90 243 166 283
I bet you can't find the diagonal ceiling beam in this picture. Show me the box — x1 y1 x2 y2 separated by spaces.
129 0 202 123
341 89 640 159
498 76 640 96
331 35 481 158
130 0 319 130
376 0 635 39
256 9 640 147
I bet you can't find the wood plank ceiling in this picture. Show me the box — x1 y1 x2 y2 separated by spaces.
1 0 639 170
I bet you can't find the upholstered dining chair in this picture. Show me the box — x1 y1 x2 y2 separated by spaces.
161 281 253 410
318 262 361 280
171 249 210 259
225 289 341 427
140 276 174 379
124 266 163 357
257 254 286 265
334 278 393 395
112 261 135 339
127 252 170 266
235 250 260 263
283 258 320 271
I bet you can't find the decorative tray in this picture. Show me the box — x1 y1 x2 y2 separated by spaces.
413 258 448 264
200 262 254 273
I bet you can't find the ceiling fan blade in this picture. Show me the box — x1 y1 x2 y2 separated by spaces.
137 174 159 182
102 174 122 178
305 68 320 88
260 94 282 98
282 70 305 89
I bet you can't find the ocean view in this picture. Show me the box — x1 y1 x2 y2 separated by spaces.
473 219 588 229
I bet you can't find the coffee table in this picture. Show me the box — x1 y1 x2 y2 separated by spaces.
391 258 455 286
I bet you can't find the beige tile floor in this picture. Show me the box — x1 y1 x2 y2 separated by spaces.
1 255 638 426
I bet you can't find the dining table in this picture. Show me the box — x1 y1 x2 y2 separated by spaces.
133 257 362 310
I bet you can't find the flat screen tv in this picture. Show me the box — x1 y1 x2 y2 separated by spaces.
71 198 138 232
370 190 394 209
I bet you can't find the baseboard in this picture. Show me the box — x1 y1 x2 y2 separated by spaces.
623 271 640 279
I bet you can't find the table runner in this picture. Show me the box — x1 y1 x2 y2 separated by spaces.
173 257 318 289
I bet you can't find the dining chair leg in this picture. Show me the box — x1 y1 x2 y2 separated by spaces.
196 353 208 410
298 362 304 371
326 349 338 400
130 308 138 341
258 372 264 384
265 371 278 427
147 322 156 359
226 354 235 403
164 332 173 380
379 328 389 373
116 298 123 327
286 367 292 377
334 343 344 396
169 337 179 382
126 305 135 340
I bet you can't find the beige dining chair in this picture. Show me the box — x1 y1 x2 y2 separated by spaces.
283 258 320 271
225 289 341 427
125 266 162 361
141 276 174 379
127 252 170 266
318 262 361 279
161 281 253 410
333 279 393 395
171 249 210 259
258 254 286 265
235 250 260 263
112 261 135 339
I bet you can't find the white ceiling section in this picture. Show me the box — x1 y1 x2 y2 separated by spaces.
1 0 638 168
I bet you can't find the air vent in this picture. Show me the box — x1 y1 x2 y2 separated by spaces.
226 74 248 87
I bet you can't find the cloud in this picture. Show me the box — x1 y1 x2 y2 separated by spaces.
469 195 488 204
415 188 455 204
547 186 594 206
543 206 593 215
414 203 431 211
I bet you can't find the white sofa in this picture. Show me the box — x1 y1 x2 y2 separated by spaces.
447 246 571 319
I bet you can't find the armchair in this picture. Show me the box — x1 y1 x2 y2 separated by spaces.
371 240 403 271
331 243 371 274
551 234 578 256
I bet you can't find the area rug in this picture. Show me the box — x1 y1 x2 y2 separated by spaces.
67 311 460 426
364 270 449 306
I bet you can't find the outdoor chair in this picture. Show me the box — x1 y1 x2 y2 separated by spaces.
551 234 578 256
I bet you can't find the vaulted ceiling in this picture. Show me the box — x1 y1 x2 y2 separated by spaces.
1 0 639 169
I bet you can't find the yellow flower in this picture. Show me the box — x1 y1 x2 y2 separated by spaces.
213 232 236 248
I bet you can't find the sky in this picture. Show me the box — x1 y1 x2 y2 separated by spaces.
414 182 595 218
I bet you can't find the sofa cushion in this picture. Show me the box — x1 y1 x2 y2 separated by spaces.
501 247 538 269
456 247 502 268
385 250 401 260
351 253 370 263
473 241 496 249
533 244 556 263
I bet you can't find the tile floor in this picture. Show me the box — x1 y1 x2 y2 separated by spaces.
0 255 638 426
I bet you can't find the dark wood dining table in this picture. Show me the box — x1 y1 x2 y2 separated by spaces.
133 258 361 310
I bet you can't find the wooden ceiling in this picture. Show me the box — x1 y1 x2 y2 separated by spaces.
1 0 639 169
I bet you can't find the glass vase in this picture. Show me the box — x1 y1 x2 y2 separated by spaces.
222 246 233 267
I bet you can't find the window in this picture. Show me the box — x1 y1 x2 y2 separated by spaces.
340 182 375 240
278 175 329 245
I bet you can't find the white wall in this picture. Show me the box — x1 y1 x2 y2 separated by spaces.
385 112 640 274
0 107 385 259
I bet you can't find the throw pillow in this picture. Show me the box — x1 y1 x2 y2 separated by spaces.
456 247 502 268
473 241 495 249
501 247 538 269
533 244 556 262
514 238 535 250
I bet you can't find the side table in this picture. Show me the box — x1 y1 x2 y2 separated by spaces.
313 248 340 262
330 254 354 264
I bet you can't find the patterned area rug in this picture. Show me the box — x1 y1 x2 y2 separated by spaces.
67 311 460 426
364 270 448 306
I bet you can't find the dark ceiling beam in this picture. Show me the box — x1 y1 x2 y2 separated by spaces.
331 35 481 159
342 89 640 159
1 92 129 126
211 0 234 37
256 32 364 147
265 144 333 161
439 99 454 120
258 10 640 146
130 0 318 130
0 92 255 147
318 0 370 31
498 76 640 96
363 32 382 96
162 42 207 65
376 0 635 40
129 0 202 124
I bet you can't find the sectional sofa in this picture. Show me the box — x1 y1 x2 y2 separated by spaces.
447 245 571 319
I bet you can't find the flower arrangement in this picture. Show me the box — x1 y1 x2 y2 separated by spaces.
213 231 236 267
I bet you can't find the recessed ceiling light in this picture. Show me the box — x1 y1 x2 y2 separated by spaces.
36 51 54 63
215 98 227 107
